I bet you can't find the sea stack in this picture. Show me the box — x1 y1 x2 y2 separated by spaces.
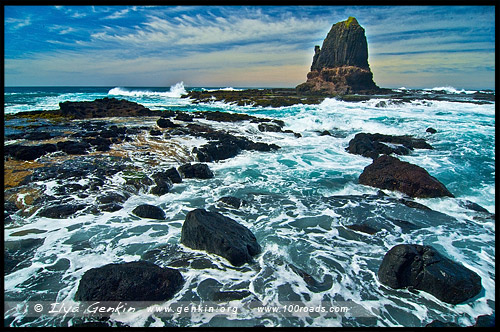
296 17 379 95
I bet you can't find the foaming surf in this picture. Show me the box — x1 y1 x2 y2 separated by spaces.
3 84 495 328
108 82 187 98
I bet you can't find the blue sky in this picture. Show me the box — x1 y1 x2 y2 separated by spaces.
4 5 495 89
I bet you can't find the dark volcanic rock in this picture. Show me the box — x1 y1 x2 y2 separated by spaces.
359 155 454 198
132 204 166 220
150 168 181 195
193 141 240 162
174 112 194 122
178 163 214 179
149 129 162 136
200 110 255 122
347 133 433 159
5 144 57 161
57 140 91 155
54 183 88 196
473 314 495 327
24 131 52 141
425 320 460 327
151 172 174 196
184 88 326 107
311 17 369 70
192 129 280 162
180 209 261 266
258 123 282 133
99 203 123 212
74 261 184 302
378 244 482 304
163 167 183 183
346 223 379 235
38 203 87 218
25 156 128 184
218 196 245 209
125 175 154 194
83 137 112 152
157 118 179 128
59 98 161 119
96 192 129 205
296 17 379 95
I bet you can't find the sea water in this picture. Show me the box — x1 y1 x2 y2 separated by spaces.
3 83 495 327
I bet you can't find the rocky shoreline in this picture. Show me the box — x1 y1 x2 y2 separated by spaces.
182 87 495 107
4 98 493 327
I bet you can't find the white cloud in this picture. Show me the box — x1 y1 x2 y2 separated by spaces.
5 17 32 30
91 11 329 50
103 6 137 20
49 25 76 35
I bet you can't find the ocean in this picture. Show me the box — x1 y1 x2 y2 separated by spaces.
3 83 495 327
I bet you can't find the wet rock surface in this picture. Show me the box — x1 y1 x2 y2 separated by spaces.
181 209 261 266
347 133 433 159
217 196 246 209
378 244 482 304
74 261 184 302
132 204 166 220
178 163 214 179
359 155 454 198
4 99 293 220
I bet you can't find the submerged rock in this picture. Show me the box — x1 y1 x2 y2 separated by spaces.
218 196 246 209
132 204 166 220
74 260 184 302
180 209 261 266
359 155 454 198
345 223 379 235
288 264 332 292
5 238 45 275
378 244 482 304
258 123 282 133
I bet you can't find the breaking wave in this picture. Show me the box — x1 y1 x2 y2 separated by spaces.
108 82 187 98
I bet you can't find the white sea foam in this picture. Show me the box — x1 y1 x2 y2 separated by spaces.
4 86 495 328
424 86 478 94
108 82 187 99
203 87 245 92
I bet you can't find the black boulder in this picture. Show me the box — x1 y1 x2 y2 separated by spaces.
180 209 261 266
378 244 482 304
74 261 184 302
132 204 166 220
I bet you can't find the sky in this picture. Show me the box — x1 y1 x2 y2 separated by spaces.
4 5 496 89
